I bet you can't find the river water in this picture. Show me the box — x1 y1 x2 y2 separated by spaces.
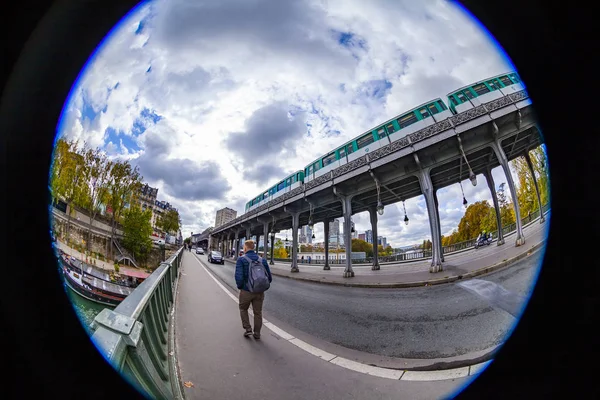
56 262 114 337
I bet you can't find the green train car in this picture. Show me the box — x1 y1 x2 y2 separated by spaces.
244 71 525 214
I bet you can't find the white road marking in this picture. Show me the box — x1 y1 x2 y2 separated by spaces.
190 254 491 381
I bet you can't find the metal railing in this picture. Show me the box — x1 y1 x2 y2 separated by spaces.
271 205 549 265
90 247 184 399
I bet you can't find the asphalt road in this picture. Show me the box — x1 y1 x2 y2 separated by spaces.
195 245 545 359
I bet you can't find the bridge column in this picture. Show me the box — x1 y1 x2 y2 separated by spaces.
256 233 261 253
334 188 355 278
490 141 525 246
284 207 301 273
483 167 505 245
432 190 445 262
234 228 241 260
323 219 330 270
270 232 275 265
414 154 443 272
368 207 380 270
257 217 271 264
523 150 545 224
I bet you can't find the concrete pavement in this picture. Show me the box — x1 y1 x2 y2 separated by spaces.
174 251 481 400
226 215 549 288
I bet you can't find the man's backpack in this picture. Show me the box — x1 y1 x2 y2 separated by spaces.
243 255 270 293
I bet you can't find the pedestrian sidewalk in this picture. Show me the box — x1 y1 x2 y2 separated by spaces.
226 217 549 288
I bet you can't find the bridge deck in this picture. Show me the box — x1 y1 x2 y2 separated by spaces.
174 252 466 399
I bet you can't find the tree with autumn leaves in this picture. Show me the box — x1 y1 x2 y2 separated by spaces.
50 138 147 257
440 146 549 246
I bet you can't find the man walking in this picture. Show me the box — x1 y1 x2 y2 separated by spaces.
235 239 272 339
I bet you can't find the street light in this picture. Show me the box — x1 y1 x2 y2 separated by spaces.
469 172 477 186
377 200 384 216
402 200 409 226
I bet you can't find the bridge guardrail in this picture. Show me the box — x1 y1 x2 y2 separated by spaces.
271 205 549 265
90 246 185 399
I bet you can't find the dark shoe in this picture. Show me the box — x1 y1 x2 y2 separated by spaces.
244 329 253 337
253 333 260 340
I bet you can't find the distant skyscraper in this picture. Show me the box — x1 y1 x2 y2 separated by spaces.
214 207 237 228
358 233 366 241
300 225 313 244
328 219 341 247
365 229 373 244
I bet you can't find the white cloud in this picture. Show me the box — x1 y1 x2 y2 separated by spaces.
56 0 537 245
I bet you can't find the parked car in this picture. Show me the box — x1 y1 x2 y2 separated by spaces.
208 251 224 264
196 247 204 255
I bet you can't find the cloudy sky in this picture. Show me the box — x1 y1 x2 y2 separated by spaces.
55 0 528 248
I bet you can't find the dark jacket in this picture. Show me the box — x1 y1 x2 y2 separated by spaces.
235 250 272 291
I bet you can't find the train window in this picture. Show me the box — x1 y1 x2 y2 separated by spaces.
509 73 520 83
472 83 490 95
323 152 337 167
438 100 448 110
277 181 285 190
419 108 429 118
487 79 500 90
313 161 321 172
263 190 268 197
428 103 440 115
457 93 467 103
463 89 475 99
291 175 296 184
386 123 396 134
449 96 459 106
499 75 513 87
347 143 355 155
338 146 346 159
397 112 418 128
356 133 375 149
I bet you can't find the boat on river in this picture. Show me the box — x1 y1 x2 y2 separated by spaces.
56 250 145 307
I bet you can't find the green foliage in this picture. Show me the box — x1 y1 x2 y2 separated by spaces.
106 160 142 225
511 146 550 216
497 183 516 227
351 238 373 257
158 209 181 234
50 138 88 209
122 204 153 263
274 238 288 258
456 201 495 241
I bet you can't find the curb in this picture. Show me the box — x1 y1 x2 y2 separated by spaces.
244 240 545 288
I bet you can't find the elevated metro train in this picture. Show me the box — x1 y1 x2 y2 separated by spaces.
245 71 525 213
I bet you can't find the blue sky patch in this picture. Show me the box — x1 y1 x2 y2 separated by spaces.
135 18 145 35
361 79 393 100
81 95 98 122
332 30 367 50
130 108 162 137
105 126 140 153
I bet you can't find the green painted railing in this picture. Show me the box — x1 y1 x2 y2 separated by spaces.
90 247 184 399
